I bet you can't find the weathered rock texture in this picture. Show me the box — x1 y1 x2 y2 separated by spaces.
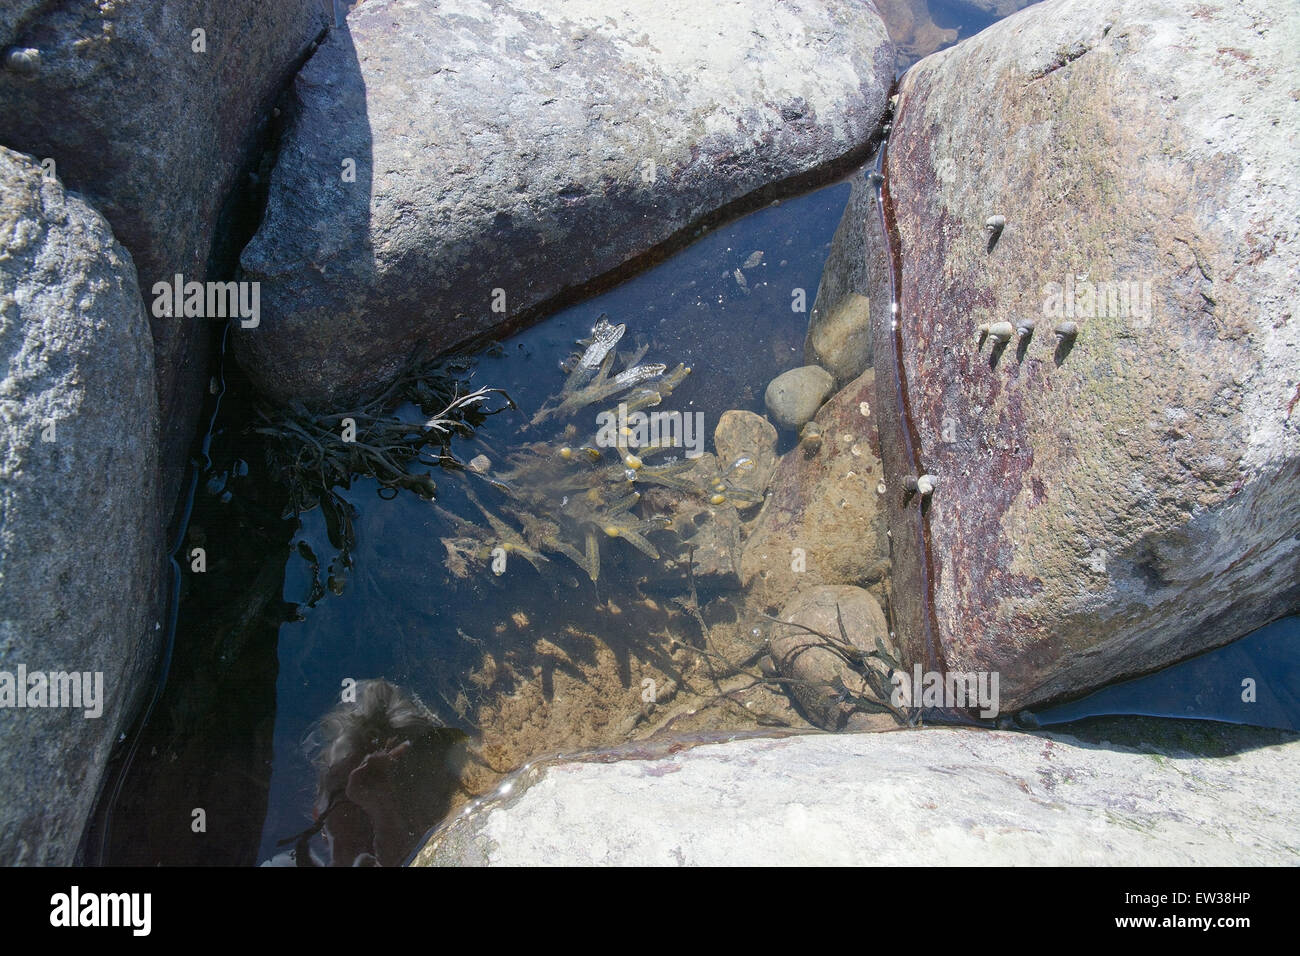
742 371 889 613
236 0 895 403
0 0 328 508
0 148 162 864
415 722 1300 865
863 0 1300 709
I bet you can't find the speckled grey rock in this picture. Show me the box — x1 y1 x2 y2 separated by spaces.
764 365 835 430
0 0 329 509
857 0 1300 709
0 148 163 865
235 0 895 402
414 723 1300 865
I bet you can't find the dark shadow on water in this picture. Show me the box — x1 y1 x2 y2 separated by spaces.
1027 715 1298 759
83 19 373 866
1031 615 1300 735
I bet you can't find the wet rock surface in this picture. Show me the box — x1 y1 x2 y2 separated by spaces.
743 371 889 613
805 291 871 386
862 0 1300 709
641 454 744 590
0 148 163 865
415 721 1300 865
0 0 328 510
712 410 778 501
235 0 894 403
806 173 876 384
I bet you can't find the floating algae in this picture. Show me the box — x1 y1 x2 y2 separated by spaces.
255 315 770 588
440 316 766 584
255 357 511 518
531 316 687 425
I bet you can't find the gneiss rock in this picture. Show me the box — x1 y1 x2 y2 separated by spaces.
764 365 835 431
236 0 895 403
0 148 163 865
862 0 1300 709
0 0 329 510
414 722 1300 866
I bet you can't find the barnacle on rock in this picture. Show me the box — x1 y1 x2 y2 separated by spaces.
4 47 39 75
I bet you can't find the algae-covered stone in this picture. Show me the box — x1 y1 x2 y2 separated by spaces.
769 585 899 731
713 410 778 502
641 454 742 589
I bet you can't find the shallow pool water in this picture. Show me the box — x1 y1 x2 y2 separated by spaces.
256 180 858 863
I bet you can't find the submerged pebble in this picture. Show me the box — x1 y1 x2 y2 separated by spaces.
764 365 834 431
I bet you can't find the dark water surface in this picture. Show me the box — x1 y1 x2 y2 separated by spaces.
1032 616 1300 730
257 182 854 863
